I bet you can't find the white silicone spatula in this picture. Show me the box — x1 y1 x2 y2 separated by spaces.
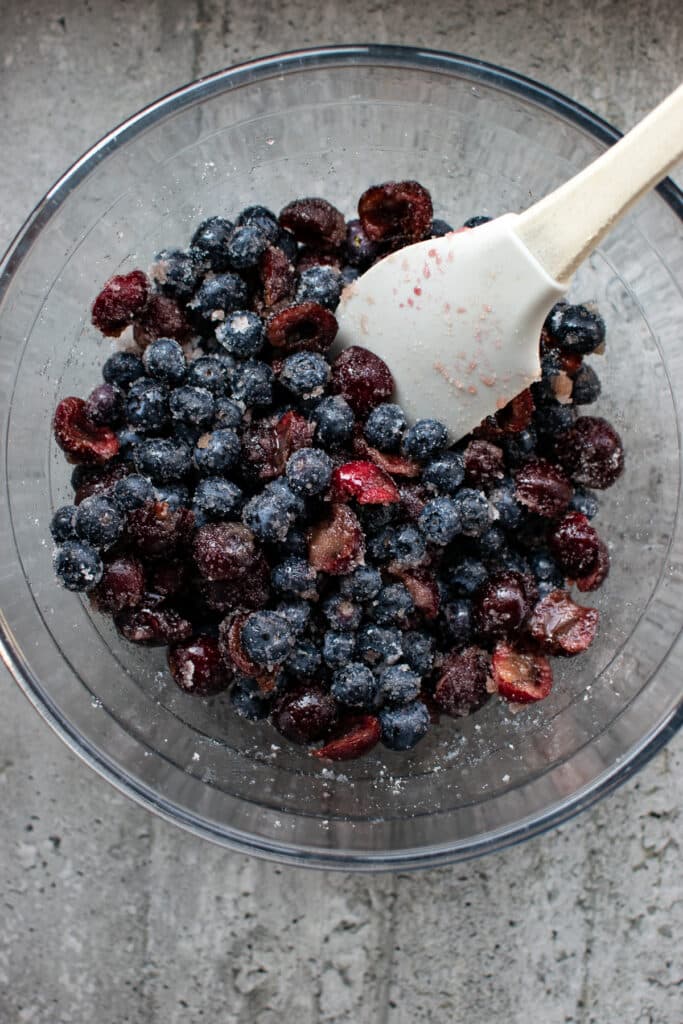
335 83 683 441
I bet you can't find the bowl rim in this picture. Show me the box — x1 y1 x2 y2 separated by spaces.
1 44 682 871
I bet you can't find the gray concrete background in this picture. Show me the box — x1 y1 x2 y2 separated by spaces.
1 2 682 1022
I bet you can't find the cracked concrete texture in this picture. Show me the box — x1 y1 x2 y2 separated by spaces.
0 1 682 1022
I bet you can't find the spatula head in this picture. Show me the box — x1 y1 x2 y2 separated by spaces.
334 214 566 441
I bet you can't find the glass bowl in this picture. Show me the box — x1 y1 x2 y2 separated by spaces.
1 46 682 871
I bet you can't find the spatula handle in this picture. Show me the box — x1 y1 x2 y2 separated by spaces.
515 83 683 283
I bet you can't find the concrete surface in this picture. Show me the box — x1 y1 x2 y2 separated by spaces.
1 2 682 1022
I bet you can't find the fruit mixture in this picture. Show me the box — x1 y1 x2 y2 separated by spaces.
49 181 624 761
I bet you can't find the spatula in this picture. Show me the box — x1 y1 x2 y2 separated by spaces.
335 83 683 441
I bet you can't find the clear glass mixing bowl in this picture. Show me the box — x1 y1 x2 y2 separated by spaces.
1 46 682 870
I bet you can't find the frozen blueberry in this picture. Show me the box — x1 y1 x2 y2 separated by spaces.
311 395 355 448
75 495 124 550
241 610 294 668
112 474 155 512
295 265 342 310
231 359 274 407
568 488 599 519
125 378 170 434
379 700 430 750
190 216 234 270
345 218 378 268
226 223 269 270
322 594 363 632
116 426 144 458
364 403 407 452
85 383 124 427
243 488 293 543
549 303 606 354
279 352 330 402
392 524 427 567
213 396 243 429
357 624 403 666
402 419 448 461
275 600 312 636
285 447 332 496
379 664 421 706
154 483 190 509
463 215 491 228
169 386 215 428
339 564 382 602
231 682 271 720
478 526 507 558
151 248 206 302
534 401 576 436
194 477 243 519
572 363 602 404
341 266 359 286
265 478 306 519
187 272 249 331
431 217 454 236
134 438 192 484
142 337 187 385
418 497 462 545
443 598 473 647
367 526 399 564
271 556 319 599
451 488 490 537
331 663 379 709
322 630 356 669
502 427 537 467
285 640 322 678
489 477 523 529
102 351 144 389
422 451 465 494
360 504 399 534
216 310 264 358
236 205 280 243
371 584 414 626
53 540 103 592
193 428 241 476
50 505 78 543
446 557 488 596
401 631 435 675
186 355 232 396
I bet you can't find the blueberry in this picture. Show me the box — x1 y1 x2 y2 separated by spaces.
569 488 599 519
236 205 280 243
279 351 330 402
379 664 421 706
379 701 430 750
550 303 606 354
392 524 427 567
295 265 342 310
534 401 576 436
125 378 170 434
141 337 186 385
371 584 414 626
418 497 462 545
186 355 232 396
231 359 274 407
241 610 294 668
230 681 271 720
194 477 243 519
402 418 448 461
226 223 269 270
285 447 332 496
193 428 241 476
462 215 491 228
345 218 378 269
134 438 192 484
529 549 565 588
401 631 435 675
187 272 250 332
112 474 155 512
285 640 322 678
572 363 602 405
477 525 507 557
116 426 144 457
213 396 243 429
53 540 103 592
339 565 382 602
310 395 354 448
190 216 234 270
364 403 406 452
85 383 124 427
275 600 312 636
451 488 490 537
421 451 465 494
489 477 523 529
102 351 144 389
322 630 356 669
331 663 379 709
215 310 264 358
322 594 362 632
74 495 124 550
496 548 532 575
265 478 306 519
341 266 359 286
443 598 473 647
502 427 537 466
446 557 488 596
271 556 319 599
154 483 190 509
367 526 399 564
151 248 206 302
243 489 293 542
274 227 298 261
50 505 78 543
431 218 454 236
169 385 215 428
357 624 403 666
360 504 399 534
